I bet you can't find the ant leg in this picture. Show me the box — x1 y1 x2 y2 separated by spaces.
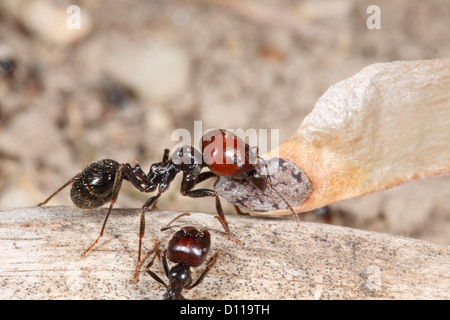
195 171 217 183
233 204 249 216
82 164 128 256
126 163 147 185
137 192 162 268
180 171 240 243
150 198 160 210
37 177 76 206
182 188 241 244
145 241 168 288
179 170 216 194
213 196 242 244
134 238 155 281
162 149 170 163
213 195 231 238
146 267 167 288
134 238 158 281
161 250 170 278
187 249 222 290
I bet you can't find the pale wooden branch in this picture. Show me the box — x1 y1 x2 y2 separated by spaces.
261 59 450 215
1 206 448 299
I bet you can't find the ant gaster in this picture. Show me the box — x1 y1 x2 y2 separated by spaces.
145 213 221 300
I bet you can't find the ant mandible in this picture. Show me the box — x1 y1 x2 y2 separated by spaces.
144 213 221 300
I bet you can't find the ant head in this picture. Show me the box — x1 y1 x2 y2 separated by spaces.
201 129 252 177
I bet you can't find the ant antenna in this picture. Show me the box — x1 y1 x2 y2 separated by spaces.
134 238 160 281
258 156 301 228
209 216 233 236
161 213 191 231
161 213 228 238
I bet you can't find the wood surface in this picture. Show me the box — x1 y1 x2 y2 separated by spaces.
263 59 450 215
1 206 448 299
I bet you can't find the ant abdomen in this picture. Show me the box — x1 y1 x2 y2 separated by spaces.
70 159 121 209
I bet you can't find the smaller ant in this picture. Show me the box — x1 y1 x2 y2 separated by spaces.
144 213 221 300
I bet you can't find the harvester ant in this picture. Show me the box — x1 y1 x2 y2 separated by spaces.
37 129 299 271
144 213 221 300
201 129 300 226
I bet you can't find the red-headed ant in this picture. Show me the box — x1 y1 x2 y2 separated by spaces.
144 213 221 300
37 129 298 274
201 129 300 227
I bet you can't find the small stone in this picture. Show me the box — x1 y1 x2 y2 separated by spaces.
105 40 190 103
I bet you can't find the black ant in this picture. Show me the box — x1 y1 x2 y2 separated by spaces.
37 144 233 271
144 213 221 300
37 129 298 274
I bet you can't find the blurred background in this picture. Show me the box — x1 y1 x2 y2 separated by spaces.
0 0 449 244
